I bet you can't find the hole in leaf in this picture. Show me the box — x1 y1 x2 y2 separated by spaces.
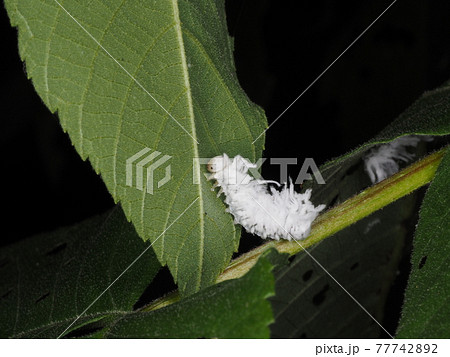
312 284 329 306
35 292 50 304
350 262 359 271
418 256 427 269
300 332 307 338
288 255 295 264
1 289 12 299
302 269 313 282
0 258 9 269
45 242 67 256
133 266 177 310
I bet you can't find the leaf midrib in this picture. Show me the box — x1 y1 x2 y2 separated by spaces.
10 311 123 338
182 26 257 159
171 0 204 291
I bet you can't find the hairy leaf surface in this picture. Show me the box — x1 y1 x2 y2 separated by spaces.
271 161 415 338
396 148 450 338
280 80 450 338
98 250 281 338
0 207 160 338
4 0 267 295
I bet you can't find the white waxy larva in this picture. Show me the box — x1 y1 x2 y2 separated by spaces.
363 135 431 184
207 154 326 241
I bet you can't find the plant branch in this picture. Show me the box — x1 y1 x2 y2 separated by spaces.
143 147 446 312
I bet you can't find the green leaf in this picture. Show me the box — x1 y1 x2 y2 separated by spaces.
321 79 450 171
294 79 450 338
0 206 161 338
396 147 450 338
304 80 450 212
268 79 450 337
4 0 267 296
375 80 450 139
270 152 417 338
96 249 282 338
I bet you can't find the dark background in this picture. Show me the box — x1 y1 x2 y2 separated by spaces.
1 1 450 247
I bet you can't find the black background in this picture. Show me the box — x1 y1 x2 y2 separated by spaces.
1 2 449 248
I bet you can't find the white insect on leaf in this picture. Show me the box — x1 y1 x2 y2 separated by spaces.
207 154 326 241
364 135 429 184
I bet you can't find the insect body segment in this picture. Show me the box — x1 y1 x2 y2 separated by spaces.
207 154 325 241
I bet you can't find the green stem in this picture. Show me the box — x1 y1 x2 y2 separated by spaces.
143 148 446 312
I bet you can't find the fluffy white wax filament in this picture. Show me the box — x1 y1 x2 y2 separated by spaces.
207 154 325 241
